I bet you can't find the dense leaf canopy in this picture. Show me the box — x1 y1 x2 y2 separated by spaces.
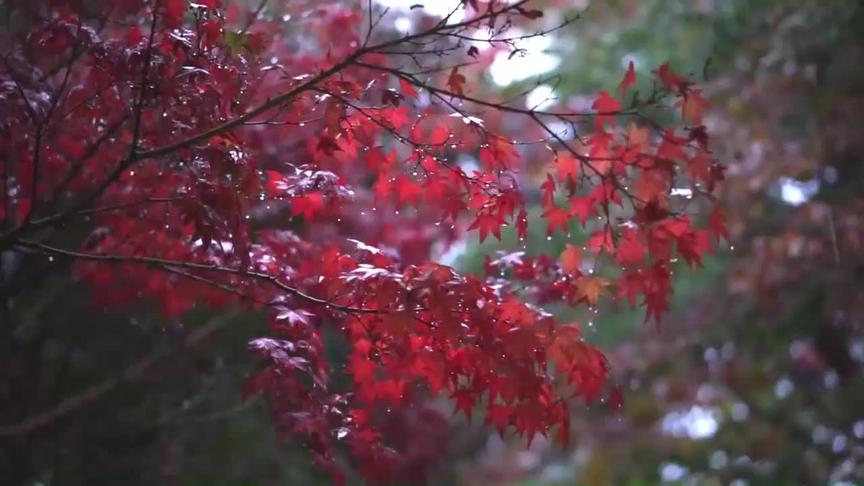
1 0 724 483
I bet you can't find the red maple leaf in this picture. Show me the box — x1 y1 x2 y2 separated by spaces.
586 226 616 255
516 207 528 241
469 211 505 242
291 192 325 219
653 62 691 93
427 124 450 145
399 77 418 98
616 271 644 308
553 153 580 182
559 244 582 275
540 173 557 205
592 90 623 128
618 60 636 98
480 135 519 170
709 208 730 241
617 228 647 265
394 175 422 206
676 89 709 124
541 203 570 235
568 195 596 226
447 67 466 96
485 403 512 437
451 389 475 420
382 106 411 129
163 0 187 28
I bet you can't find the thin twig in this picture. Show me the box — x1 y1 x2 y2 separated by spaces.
239 0 268 35
828 205 840 265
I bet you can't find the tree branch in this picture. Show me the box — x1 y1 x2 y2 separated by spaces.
14 240 379 315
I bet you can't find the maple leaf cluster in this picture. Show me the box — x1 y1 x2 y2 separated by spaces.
0 0 724 482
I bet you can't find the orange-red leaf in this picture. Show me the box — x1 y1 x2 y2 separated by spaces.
577 276 609 306
447 67 466 96
677 89 709 124
618 61 636 98
559 244 582 275
592 90 623 128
